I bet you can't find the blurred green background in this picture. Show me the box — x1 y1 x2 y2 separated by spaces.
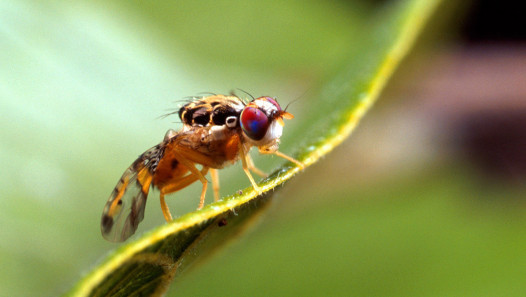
2 0 526 296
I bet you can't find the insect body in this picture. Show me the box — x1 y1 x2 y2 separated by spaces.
101 95 304 242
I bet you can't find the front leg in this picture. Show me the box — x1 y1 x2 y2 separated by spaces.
210 168 220 202
246 153 267 178
273 150 305 169
239 145 262 194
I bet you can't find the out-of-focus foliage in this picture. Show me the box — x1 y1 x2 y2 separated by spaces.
0 2 374 295
66 0 440 296
3 1 526 297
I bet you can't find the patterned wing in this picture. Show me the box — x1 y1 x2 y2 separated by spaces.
100 143 164 242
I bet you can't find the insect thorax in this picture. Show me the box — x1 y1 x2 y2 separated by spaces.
179 95 244 127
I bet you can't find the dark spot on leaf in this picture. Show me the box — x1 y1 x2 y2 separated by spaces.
218 218 228 227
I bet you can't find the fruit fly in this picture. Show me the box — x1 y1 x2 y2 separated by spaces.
101 95 304 242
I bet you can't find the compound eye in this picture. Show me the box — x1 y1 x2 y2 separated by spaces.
240 106 269 141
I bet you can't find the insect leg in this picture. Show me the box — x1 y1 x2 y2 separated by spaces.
246 153 267 178
172 151 210 209
210 168 220 202
273 150 305 169
239 145 262 194
159 167 209 221
159 194 172 222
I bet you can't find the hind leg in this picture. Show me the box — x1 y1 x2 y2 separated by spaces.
159 167 209 221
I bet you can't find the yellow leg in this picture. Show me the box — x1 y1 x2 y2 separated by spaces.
160 194 172 222
210 168 220 202
197 176 208 209
159 167 209 222
246 153 267 178
273 150 305 169
172 152 209 184
240 145 262 194
171 151 211 209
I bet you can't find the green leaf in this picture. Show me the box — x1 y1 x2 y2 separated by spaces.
68 0 442 296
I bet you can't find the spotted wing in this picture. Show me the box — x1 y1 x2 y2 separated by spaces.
100 143 164 242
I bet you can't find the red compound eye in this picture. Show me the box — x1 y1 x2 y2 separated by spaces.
240 106 269 141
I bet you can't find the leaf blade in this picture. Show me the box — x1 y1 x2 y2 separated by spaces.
68 0 443 296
